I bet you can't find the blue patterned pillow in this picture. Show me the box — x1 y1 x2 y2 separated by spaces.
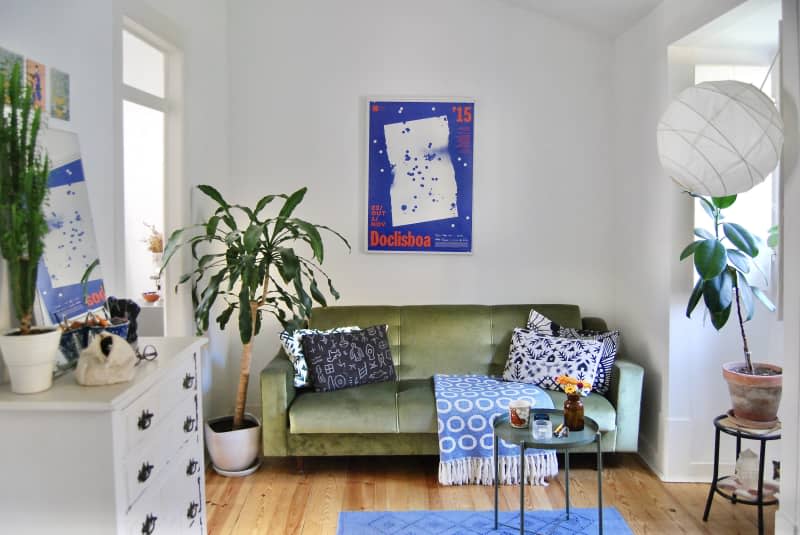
279 326 360 387
502 328 602 395
527 309 620 396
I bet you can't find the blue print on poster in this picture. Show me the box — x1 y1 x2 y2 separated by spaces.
367 99 474 253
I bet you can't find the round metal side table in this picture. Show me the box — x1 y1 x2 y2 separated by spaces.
703 414 780 535
493 408 603 535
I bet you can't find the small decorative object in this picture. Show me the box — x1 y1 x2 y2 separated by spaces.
657 80 783 197
160 185 349 476
50 67 70 120
553 422 569 438
508 399 532 429
141 291 160 303
556 375 589 431
143 223 164 298
532 418 552 440
106 297 141 346
679 194 781 423
75 333 136 386
0 61 61 394
735 449 760 490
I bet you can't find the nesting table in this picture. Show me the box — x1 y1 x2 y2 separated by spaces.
493 408 604 535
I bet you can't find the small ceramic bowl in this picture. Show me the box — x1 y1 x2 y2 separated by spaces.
142 292 160 303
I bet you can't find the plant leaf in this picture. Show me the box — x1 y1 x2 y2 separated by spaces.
702 269 733 315
694 239 727 280
198 185 229 211
712 195 737 209
752 287 777 312
723 223 759 257
254 194 278 216
292 219 325 262
710 305 732 330
680 241 702 260
309 279 327 307
238 289 252 344
278 248 300 282
727 249 751 274
689 192 717 221
694 228 715 240
738 282 754 322
216 304 236 331
243 223 263 252
278 188 307 220
686 277 703 318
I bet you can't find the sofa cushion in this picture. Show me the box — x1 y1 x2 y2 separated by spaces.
279 326 360 388
302 325 396 392
545 390 617 432
289 381 398 434
397 378 436 433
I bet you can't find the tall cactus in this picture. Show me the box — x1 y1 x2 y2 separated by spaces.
0 62 50 334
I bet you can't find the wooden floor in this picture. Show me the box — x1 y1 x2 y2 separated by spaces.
205 454 774 534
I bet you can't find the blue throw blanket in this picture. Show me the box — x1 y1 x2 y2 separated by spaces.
434 374 558 486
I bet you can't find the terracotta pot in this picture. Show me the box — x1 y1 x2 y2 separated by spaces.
722 362 782 423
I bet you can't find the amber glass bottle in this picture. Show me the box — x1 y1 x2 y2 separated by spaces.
563 394 584 431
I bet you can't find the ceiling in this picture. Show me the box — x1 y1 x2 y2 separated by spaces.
510 0 663 37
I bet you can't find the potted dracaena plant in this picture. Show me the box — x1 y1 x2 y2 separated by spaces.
0 62 60 394
681 193 780 424
160 185 349 476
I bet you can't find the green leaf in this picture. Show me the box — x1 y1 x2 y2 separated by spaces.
727 249 750 274
254 194 278 216
703 269 734 314
327 277 341 300
680 241 701 261
243 224 263 252
723 223 759 257
292 219 324 262
712 195 737 209
160 227 187 276
686 278 703 318
278 248 300 282
694 228 715 240
216 304 236 331
278 188 307 220
694 239 727 280
198 185 229 211
710 305 732 330
690 193 717 221
738 282 754 322
205 216 220 238
238 289 252 344
309 279 327 307
752 287 777 312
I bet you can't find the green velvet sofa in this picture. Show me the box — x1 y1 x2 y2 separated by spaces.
260 304 644 457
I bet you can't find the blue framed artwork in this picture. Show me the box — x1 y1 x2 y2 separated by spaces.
367 98 474 253
36 129 105 324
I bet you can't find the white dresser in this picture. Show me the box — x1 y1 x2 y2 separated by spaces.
0 337 207 535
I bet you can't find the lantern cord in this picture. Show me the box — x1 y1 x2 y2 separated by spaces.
760 50 780 92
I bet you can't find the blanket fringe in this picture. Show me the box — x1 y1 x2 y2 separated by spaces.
438 451 558 486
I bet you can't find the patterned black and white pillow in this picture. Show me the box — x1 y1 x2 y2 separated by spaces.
527 309 620 396
302 324 396 392
279 326 360 388
502 328 602 395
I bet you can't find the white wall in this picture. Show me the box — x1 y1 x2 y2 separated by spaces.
219 0 617 416
612 0 790 486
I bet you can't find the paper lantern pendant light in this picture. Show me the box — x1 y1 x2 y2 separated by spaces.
657 80 783 197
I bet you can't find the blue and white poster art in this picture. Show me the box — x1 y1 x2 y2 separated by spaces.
367 99 474 253
36 129 105 324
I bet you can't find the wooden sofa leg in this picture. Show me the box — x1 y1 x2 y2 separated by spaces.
295 456 305 474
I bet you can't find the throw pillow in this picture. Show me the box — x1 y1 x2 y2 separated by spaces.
527 308 620 395
302 324 396 392
280 326 360 387
502 328 602 395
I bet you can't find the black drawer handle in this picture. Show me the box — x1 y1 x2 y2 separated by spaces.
137 410 154 430
141 514 157 534
183 416 196 433
187 501 199 520
182 373 196 390
186 458 199 476
137 462 154 483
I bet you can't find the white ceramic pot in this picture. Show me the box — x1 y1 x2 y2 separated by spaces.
0 327 61 394
205 413 261 476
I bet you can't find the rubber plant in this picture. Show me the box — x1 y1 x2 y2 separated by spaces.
161 185 349 429
681 193 776 374
0 62 50 334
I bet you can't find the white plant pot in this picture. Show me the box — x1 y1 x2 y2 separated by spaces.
0 327 61 394
205 413 261 476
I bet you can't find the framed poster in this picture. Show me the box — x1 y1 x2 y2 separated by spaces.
367 98 474 253
36 129 105 324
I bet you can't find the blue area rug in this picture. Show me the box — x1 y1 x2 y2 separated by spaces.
337 508 632 534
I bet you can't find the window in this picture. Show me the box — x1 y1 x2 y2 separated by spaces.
122 27 168 316
693 64 778 290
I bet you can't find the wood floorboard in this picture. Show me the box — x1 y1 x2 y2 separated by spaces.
205 454 774 534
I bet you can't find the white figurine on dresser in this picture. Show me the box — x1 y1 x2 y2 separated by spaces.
0 337 208 535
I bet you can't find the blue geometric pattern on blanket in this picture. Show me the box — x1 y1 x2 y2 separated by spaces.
434 375 556 485
337 508 634 534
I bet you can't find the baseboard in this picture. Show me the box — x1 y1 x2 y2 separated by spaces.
775 509 798 535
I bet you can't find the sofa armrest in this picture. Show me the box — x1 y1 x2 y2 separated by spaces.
607 359 644 452
260 352 296 456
